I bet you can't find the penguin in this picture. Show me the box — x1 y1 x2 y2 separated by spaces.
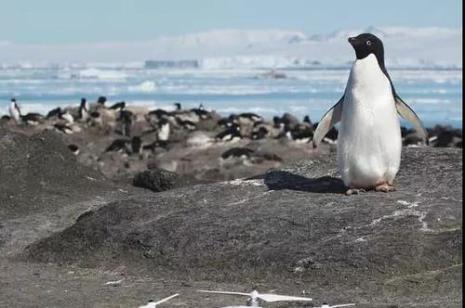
109 101 126 111
78 98 89 122
174 102 182 110
303 115 313 127
105 138 130 153
190 104 210 120
118 109 134 136
10 99 43 125
21 113 44 125
313 33 427 194
142 140 169 152
131 136 142 155
59 110 75 124
157 118 171 141
67 144 80 155
53 123 73 134
251 126 269 140
221 147 254 160
46 107 62 119
215 123 242 142
97 96 107 106
8 98 21 123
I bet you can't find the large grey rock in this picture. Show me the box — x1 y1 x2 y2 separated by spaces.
0 129 112 219
24 147 462 306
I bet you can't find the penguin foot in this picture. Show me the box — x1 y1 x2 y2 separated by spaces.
345 188 366 195
375 183 396 193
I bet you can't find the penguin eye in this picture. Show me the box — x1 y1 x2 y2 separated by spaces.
366 40 372 46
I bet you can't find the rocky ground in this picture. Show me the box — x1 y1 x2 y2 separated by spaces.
0 127 462 308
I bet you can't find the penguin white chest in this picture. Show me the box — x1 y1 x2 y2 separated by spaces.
9 103 20 122
157 123 170 141
338 54 401 188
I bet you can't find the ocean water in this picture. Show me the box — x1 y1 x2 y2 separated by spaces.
0 66 462 128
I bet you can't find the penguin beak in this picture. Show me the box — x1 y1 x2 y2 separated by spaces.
348 37 357 46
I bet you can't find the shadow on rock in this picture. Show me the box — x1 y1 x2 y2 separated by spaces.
264 170 346 193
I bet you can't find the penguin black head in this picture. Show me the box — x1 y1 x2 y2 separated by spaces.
97 96 107 105
348 33 384 64
158 118 169 126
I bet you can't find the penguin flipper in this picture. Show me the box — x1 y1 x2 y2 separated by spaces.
395 95 428 145
312 96 344 148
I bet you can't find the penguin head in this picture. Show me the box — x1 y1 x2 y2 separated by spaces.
348 33 384 63
97 96 107 105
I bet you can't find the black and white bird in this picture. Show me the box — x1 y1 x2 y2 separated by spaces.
46 107 63 119
118 109 134 136
9 98 43 125
105 138 131 153
8 98 21 123
109 101 126 111
97 96 107 106
313 33 427 194
78 98 90 122
157 118 171 141
215 123 242 142
53 123 73 134
221 147 254 160
67 144 80 155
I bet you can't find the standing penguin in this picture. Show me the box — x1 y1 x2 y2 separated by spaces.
313 33 427 194
8 98 21 123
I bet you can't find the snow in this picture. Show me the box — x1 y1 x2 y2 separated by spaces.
0 27 461 69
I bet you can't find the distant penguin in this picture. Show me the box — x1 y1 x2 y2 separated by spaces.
190 104 210 120
78 98 89 122
313 33 427 194
46 107 62 119
59 110 74 124
176 118 197 131
67 144 80 155
118 109 134 136
215 123 242 142
238 112 262 122
10 98 43 125
251 126 269 140
174 102 182 110
97 96 107 106
53 123 73 134
221 147 254 160
131 136 142 155
109 101 126 111
157 118 171 141
303 115 313 127
105 138 130 153
8 98 21 123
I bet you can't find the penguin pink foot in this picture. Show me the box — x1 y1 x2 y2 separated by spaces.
374 182 396 193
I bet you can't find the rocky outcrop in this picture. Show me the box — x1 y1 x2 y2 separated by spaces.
0 129 113 219
24 147 462 306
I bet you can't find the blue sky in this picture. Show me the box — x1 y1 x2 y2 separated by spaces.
0 0 462 43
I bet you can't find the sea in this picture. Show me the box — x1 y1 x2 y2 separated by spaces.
0 65 462 128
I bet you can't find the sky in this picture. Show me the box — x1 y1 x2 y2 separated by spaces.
0 0 462 44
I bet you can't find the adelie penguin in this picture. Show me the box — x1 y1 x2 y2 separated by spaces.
313 33 427 195
9 98 43 125
78 98 89 122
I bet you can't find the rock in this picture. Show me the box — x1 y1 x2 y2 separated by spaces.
24 147 462 306
133 168 181 192
0 129 112 219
